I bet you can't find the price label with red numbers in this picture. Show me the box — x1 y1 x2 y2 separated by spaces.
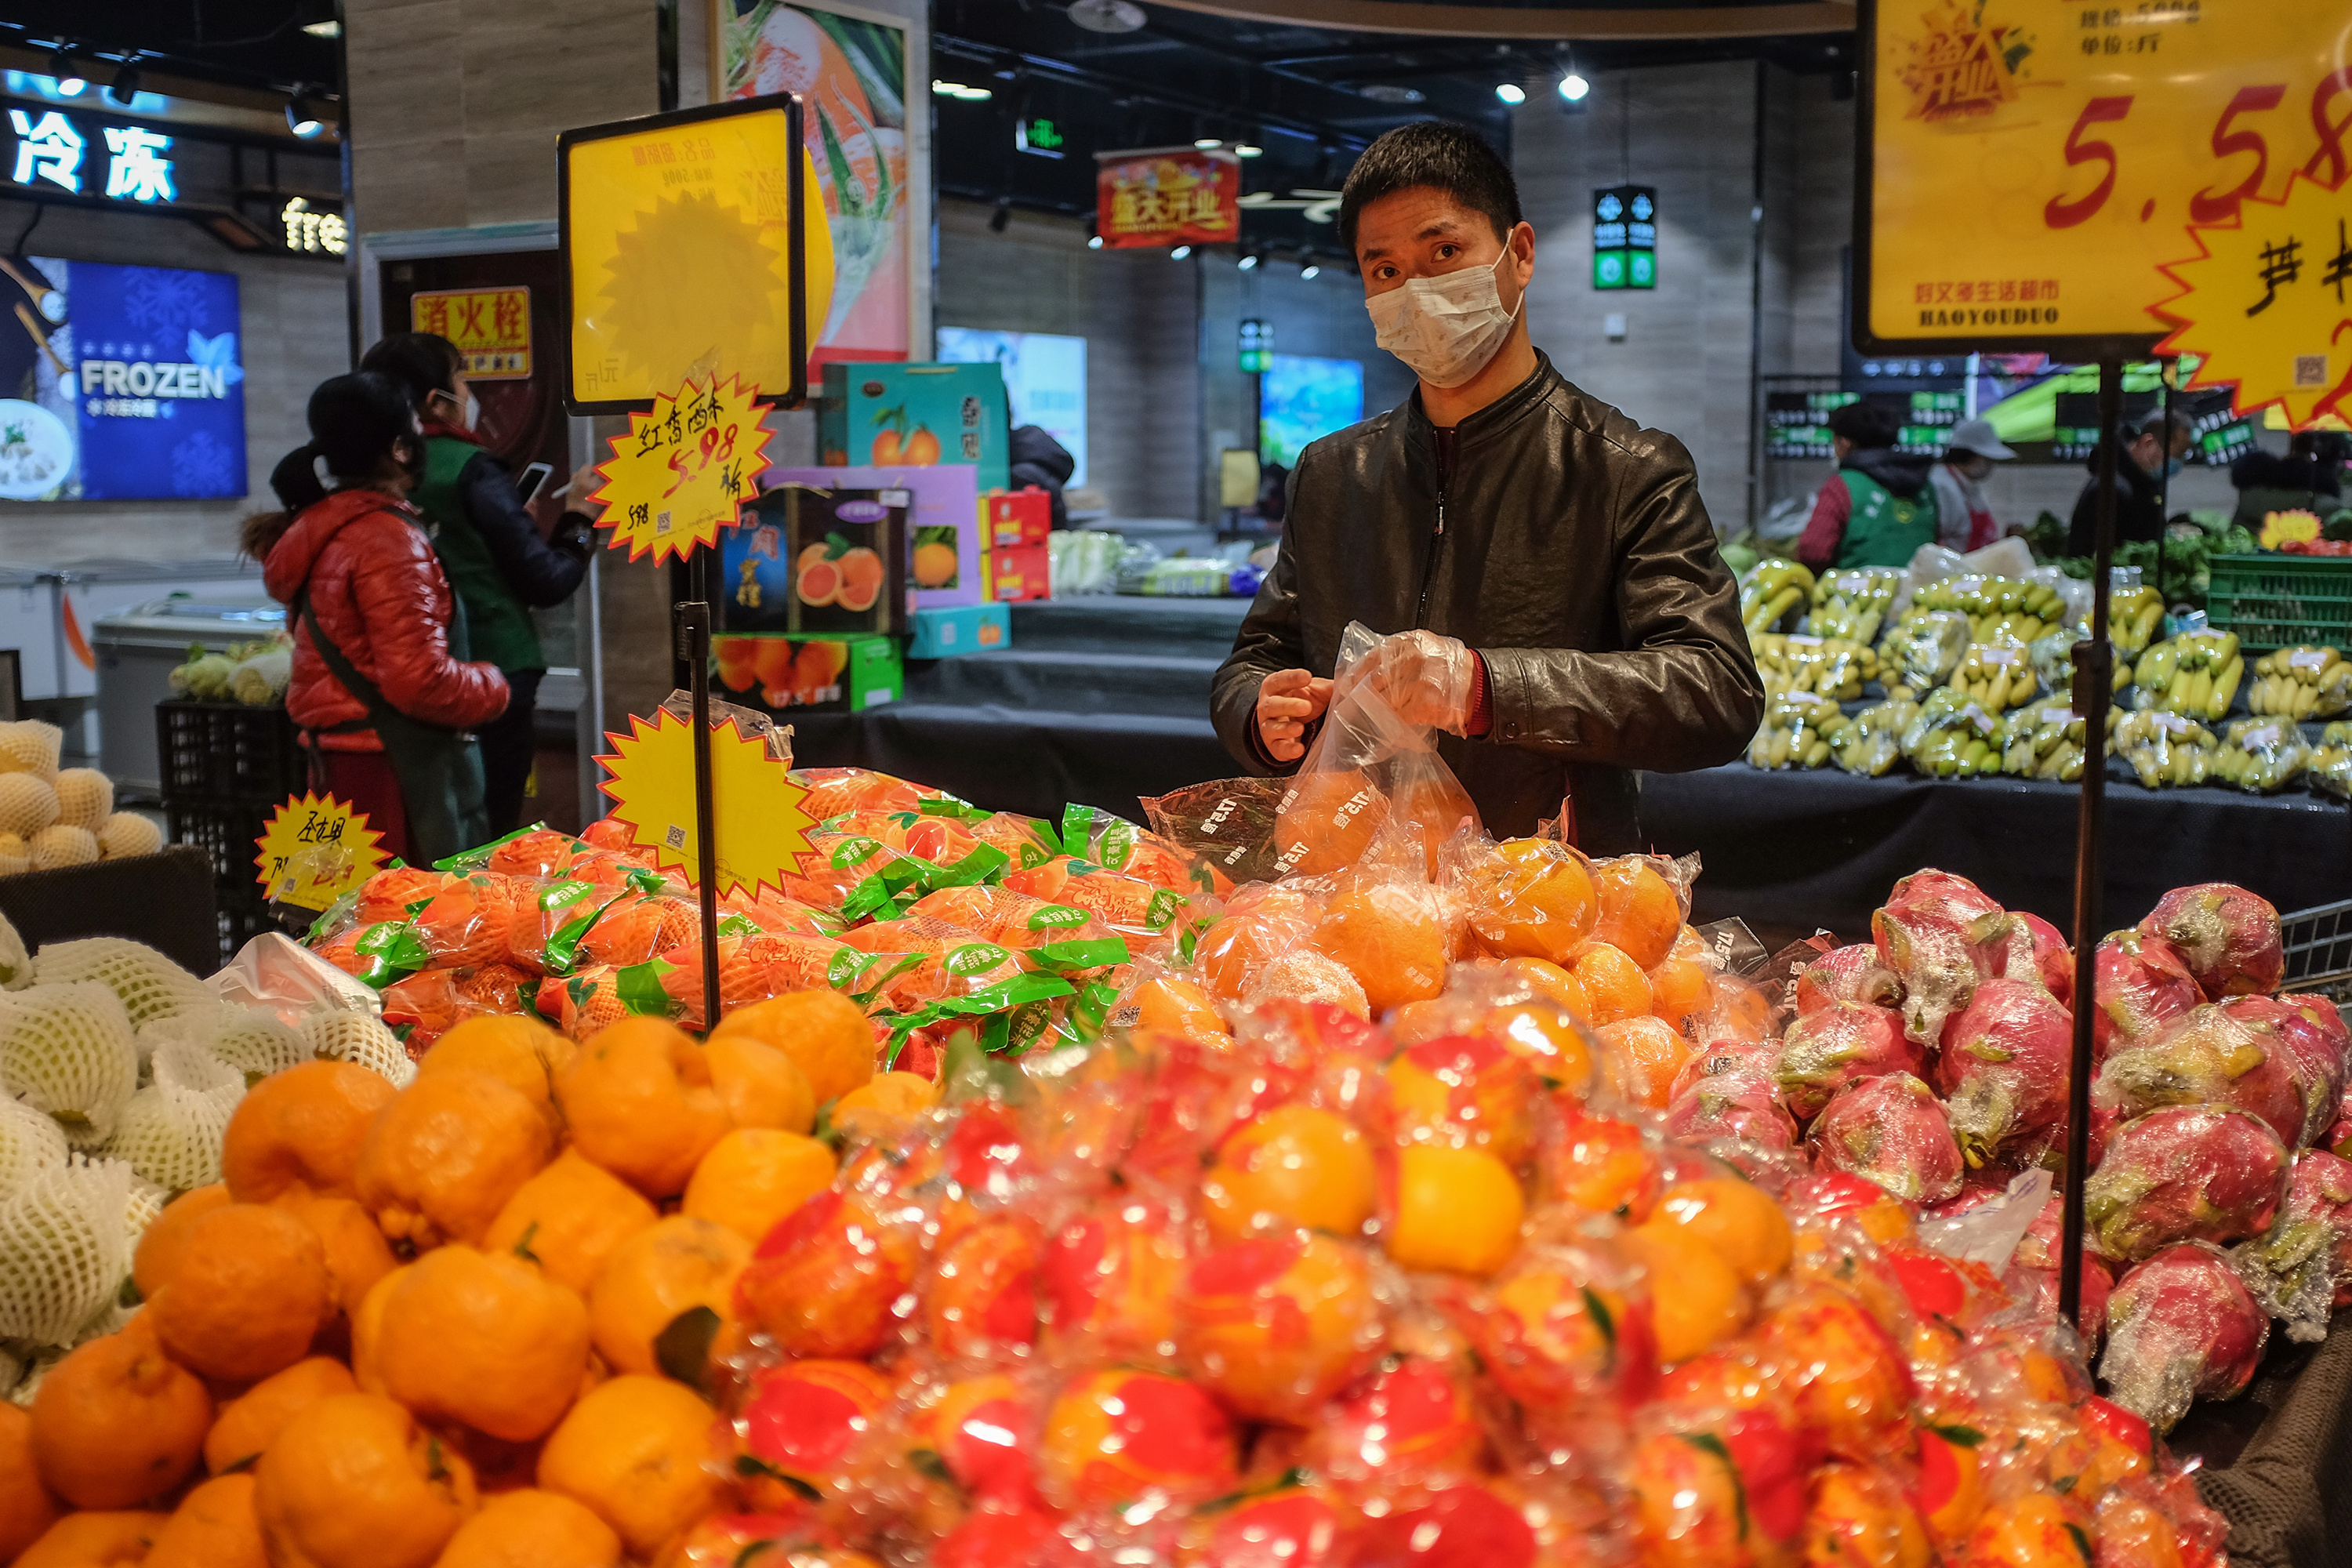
588 373 772 564
1860 0 2352 353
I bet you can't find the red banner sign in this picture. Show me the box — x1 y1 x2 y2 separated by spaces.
1095 148 1240 250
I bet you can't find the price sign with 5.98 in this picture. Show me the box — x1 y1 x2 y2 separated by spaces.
1859 0 2352 356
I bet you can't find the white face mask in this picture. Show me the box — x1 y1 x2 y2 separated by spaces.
1366 249 1526 390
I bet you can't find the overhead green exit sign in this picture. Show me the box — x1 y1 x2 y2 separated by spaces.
1016 118 1065 158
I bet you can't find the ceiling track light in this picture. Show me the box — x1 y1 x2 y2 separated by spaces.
285 87 322 136
1557 49 1590 103
107 60 142 106
47 48 85 96
1086 216 1103 250
1494 82 1526 105
1237 252 1260 271
1170 244 1193 260
1234 143 1263 158
1298 252 1320 280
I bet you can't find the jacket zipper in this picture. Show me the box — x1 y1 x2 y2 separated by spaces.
1414 485 1446 627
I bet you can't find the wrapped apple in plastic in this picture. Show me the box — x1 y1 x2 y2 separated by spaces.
2136 881 2284 1000
1806 1071 1964 1203
2082 1105 2290 1262
2223 993 2350 1149
1793 944 1903 1016
2229 1148 2352 1343
1772 1001 1919 1121
2095 1003 2309 1149
2097 1240 2270 1434
1934 976 2073 1169
1872 869 2005 1045
2090 930 2203 1062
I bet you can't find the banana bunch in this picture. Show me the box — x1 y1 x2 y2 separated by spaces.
1754 633 1882 702
1901 688 2004 778
1741 560 1817 636
1913 575 2070 645
1747 691 1850 770
2309 721 2352 800
1880 611 1973 692
2116 708 2219 788
2246 644 2352 720
1835 698 1918 777
2110 586 2165 657
1997 702 2113 783
1806 568 1902 645
2210 717 2313 794
2027 633 2132 701
2132 631 2244 721
1806 601 1883 645
1947 643 2038 715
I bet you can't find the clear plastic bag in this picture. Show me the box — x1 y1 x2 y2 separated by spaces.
2097 1240 2269 1435
1879 610 1972 692
2212 717 2311 794
1747 690 1849 770
1900 688 2003 777
2114 709 2219 789
1833 699 1916 777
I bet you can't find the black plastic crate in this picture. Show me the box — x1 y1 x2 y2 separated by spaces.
157 700 309 804
216 898 298 967
168 795 283 893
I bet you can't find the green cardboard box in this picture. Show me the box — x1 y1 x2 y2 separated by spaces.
818 361 1010 492
712 633 903 713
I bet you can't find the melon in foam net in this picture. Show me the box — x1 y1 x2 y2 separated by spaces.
0 981 137 1149
102 1038 245 1192
34 937 212 1029
0 1153 132 1346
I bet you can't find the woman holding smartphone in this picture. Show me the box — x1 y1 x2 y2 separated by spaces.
360 331 596 834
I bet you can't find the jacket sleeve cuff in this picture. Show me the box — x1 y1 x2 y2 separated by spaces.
1477 648 1577 750
1465 652 1494 737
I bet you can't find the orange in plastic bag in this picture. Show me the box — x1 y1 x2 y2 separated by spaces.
383 963 532 1051
485 829 590 880
906 884 1115 953
1004 856 1203 941
1590 857 1690 970
577 895 701 970
1459 839 1599 966
837 916 1027 1011
357 866 458 926
413 875 538 968
791 766 926 821
1312 880 1449 1014
1275 771 1390 877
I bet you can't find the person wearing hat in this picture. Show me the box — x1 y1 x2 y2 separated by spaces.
1930 418 2016 553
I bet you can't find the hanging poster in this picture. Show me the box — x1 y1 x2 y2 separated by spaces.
1095 147 1240 251
715 0 911 366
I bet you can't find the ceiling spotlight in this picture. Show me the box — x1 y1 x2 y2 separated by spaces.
47 49 85 96
1299 253 1320 280
1086 215 1103 250
107 62 141 105
1068 0 1148 33
301 19 341 37
933 79 989 100
1087 231 1104 250
1234 143 1263 158
1558 51 1590 103
1193 137 1221 151
285 89 322 136
1358 83 1425 105
1495 82 1526 104
1238 252 1260 271
1171 245 1193 260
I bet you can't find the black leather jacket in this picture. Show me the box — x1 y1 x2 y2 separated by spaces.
1210 353 1763 854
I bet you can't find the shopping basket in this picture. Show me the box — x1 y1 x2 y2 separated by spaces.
2281 895 2352 1005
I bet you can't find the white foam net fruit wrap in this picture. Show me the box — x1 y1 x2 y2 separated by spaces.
0 1094 71 1200
299 1009 416 1088
142 1003 308 1085
36 938 212 1029
0 775 59 840
0 908 26 989
0 982 137 1149
103 1039 243 1192
0 1154 132 1346
96 812 163 861
28 825 97 871
0 833 24 877
52 768 112 830
0 720 63 781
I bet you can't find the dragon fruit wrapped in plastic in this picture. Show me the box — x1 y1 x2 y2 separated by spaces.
2095 1003 2310 1149
2226 993 2352 1149
2091 930 2204 1062
1973 910 2074 1007
1663 1065 1798 1153
2006 1189 2115 1348
1805 1071 1964 1203
1873 869 2005 1045
2097 1240 2270 1434
1772 1000 1919 1121
2229 1148 2352 1343
2082 1105 2290 1262
2136 882 2284 1000
1793 944 1902 1016
1934 976 2074 1168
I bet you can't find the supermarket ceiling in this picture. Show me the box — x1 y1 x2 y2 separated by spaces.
934 0 1853 245
0 0 342 118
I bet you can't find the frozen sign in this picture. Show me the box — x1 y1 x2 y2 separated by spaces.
5 108 173 203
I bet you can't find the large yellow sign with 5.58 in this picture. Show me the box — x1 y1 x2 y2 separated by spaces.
1865 0 2352 350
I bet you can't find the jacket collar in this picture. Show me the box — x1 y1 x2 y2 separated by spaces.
1402 350 1563 459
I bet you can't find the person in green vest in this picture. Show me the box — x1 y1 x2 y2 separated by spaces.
360 332 594 834
1795 400 1940 571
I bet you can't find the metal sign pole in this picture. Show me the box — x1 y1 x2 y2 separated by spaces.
674 555 722 1031
2060 358 2124 1331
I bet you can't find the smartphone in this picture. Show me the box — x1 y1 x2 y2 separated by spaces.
514 461 554 503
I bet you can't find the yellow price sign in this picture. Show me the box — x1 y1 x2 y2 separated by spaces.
1861 0 2352 354
2155 171 2352 429
254 792 388 913
589 374 771 564
596 706 813 900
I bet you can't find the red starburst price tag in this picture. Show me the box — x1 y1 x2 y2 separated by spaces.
590 374 771 564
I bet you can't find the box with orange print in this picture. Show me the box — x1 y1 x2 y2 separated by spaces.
771 463 982 612
725 485 909 637
712 634 902 713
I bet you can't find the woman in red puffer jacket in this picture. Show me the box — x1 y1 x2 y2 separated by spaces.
243 372 509 862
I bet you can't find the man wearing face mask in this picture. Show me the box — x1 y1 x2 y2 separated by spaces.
1211 122 1762 851
2067 409 2191 557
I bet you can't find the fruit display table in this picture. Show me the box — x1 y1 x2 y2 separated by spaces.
2176 1305 2352 1568
1642 764 2347 938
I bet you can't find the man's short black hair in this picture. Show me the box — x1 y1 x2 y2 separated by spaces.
1828 401 1901 450
1338 122 1523 261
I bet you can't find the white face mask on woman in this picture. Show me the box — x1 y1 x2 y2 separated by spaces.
1366 249 1526 390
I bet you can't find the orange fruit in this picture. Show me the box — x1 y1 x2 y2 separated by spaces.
1201 1104 1378 1242
1802 1458 1931 1568
555 1018 733 1198
0 1403 62 1562
707 991 876 1106
252 1392 477 1568
149 1472 264 1568
13 1512 170 1568
349 1262 409 1396
31 1320 212 1508
1038 1199 1189 1363
1195 913 1305 1002
1385 1034 1540 1163
1504 955 1589 1014
1545 1103 1664 1221
704 1034 817 1134
924 1217 1043 1359
1652 1177 1793 1287
2092 1492 2183 1568
1273 771 1389 877
1590 858 1682 970
481 1149 659 1296
376 1244 593 1442
148 1203 332 1383
1389 998 1454 1048
587 1215 750 1378
416 1015 574 1127
1478 1261 1648 1411
682 1128 836 1245
1313 884 1447 1014
830 1071 938 1143
269 1192 398 1320
1131 975 1234 1049
204 1359 358 1475
1469 840 1598 964
1391 775 1478 878
1480 1003 1599 1094
131 1184 231 1300
221 1061 399 1203
1759 1287 1915 1455
1647 957 1714 1036
1914 1424 1987 1543
357 1069 554 1250
1038 1370 1239 1511
735 1189 918 1359
432 1488 622 1568
1621 1225 1748 1364
1599 1015 1692 1110
1952 1490 2092 1568
537 1376 727 1559
1174 1232 1377 1423
1388 1145 1524 1276
1706 975 1775 1043
1570 943 1653 1027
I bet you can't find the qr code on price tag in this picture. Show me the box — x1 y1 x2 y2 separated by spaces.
2296 355 2328 388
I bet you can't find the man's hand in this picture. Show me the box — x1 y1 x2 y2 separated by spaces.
1255 668 1333 763
1362 629 1478 732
